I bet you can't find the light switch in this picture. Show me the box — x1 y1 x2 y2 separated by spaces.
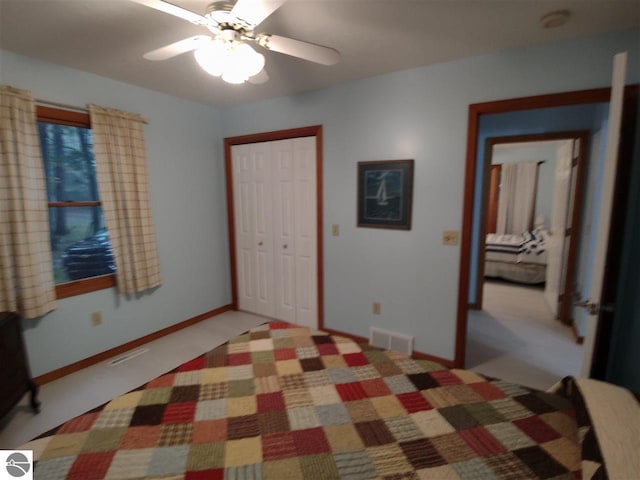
332 224 340 236
442 230 459 246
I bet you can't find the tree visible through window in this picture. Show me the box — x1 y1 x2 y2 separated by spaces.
37 106 116 297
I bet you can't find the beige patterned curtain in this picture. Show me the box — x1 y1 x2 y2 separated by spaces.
0 86 57 318
89 104 161 294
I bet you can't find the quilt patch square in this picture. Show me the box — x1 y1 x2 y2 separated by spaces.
292 427 331 455
407 373 440 391
81 427 127 453
513 416 561 444
458 426 508 457
186 442 226 470
336 382 369 402
430 432 477 464
354 420 395 446
169 385 201 403
384 415 425 443
513 445 568 479
162 402 197 424
257 410 290 434
300 357 325 372
324 424 366 452
262 432 297 461
345 399 379 423
227 414 260 439
316 403 351 426
257 391 286 412
105 448 154 479
225 437 262 467
67 451 115 480
360 378 393 398
308 384 341 405
130 404 166 426
332 450 377 479
191 419 227 444
400 438 447 469
148 445 190 476
397 391 433 413
198 382 228 401
484 452 535 480
119 425 162 449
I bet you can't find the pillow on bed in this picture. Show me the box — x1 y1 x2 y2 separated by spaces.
552 377 640 480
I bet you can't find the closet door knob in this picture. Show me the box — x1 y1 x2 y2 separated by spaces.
258 241 263 246
283 244 288 249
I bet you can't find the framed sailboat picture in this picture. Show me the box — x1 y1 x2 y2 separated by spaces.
357 159 414 230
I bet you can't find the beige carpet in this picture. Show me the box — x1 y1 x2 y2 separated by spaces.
466 279 583 391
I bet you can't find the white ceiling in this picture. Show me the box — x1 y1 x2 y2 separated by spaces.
1 0 638 108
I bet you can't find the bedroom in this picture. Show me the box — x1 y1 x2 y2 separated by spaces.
1 0 639 477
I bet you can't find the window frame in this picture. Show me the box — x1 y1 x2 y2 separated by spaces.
37 106 116 299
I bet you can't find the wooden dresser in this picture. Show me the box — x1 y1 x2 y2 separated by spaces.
0 312 40 419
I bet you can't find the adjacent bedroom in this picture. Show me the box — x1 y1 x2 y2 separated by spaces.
1 1 639 479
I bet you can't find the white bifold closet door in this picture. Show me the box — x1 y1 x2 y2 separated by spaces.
231 137 318 329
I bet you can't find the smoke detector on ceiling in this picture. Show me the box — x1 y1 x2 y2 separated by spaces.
539 10 571 29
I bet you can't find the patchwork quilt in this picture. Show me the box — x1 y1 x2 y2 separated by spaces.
25 323 581 479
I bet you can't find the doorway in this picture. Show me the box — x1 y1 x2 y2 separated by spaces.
454 86 636 374
224 125 324 330
468 133 590 389
476 132 590 330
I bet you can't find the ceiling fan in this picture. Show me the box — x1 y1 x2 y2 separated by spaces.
130 0 341 84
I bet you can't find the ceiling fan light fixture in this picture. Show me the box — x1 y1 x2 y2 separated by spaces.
194 37 265 84
194 39 226 76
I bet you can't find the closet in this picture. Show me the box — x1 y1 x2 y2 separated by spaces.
231 137 318 328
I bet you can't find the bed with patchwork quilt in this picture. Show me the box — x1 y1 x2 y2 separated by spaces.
22 322 637 479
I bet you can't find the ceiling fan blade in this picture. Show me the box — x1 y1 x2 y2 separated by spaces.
248 68 269 84
129 0 207 25
143 35 211 61
257 34 340 65
232 0 287 28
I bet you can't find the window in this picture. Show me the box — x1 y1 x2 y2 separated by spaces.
37 106 116 298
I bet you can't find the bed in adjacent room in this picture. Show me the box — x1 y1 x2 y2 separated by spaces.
22 322 638 479
484 230 548 284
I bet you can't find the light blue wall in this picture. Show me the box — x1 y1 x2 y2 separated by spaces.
1 50 229 376
221 29 640 362
470 103 610 310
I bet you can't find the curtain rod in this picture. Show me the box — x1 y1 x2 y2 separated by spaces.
35 98 149 124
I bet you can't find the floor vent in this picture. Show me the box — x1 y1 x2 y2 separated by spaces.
369 327 414 356
107 348 149 367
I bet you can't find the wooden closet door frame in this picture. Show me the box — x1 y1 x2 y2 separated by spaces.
224 125 324 329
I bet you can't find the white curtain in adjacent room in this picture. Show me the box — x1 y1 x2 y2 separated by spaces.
0 86 57 318
89 104 161 294
496 161 539 235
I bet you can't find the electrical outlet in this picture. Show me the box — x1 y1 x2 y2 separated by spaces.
332 224 340 236
91 311 102 326
442 230 459 246
372 302 381 315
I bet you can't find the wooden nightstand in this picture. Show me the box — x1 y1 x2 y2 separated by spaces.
0 312 40 418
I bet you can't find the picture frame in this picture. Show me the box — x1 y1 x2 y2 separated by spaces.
357 159 414 230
